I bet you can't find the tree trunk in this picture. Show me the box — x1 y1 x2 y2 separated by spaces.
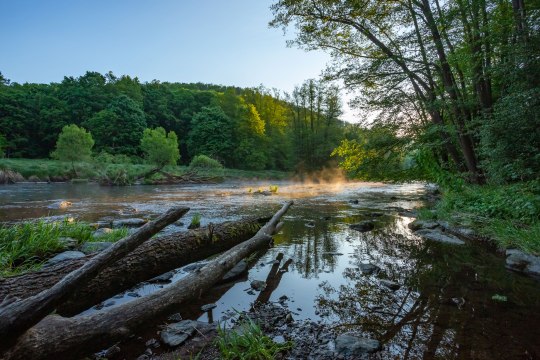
0 218 265 317
2 202 293 360
0 207 189 353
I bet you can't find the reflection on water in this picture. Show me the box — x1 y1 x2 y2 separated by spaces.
2 181 539 359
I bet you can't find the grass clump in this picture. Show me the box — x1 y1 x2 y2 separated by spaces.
0 219 128 276
189 155 223 170
188 213 201 229
216 318 292 360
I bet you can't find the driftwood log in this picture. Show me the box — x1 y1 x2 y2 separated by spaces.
0 206 189 354
0 217 265 316
3 201 293 360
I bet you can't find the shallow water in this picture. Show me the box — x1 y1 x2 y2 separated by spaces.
2 181 539 359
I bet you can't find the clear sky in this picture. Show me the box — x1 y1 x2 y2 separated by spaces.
0 0 333 95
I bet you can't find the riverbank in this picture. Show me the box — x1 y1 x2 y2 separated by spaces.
417 181 540 256
0 158 291 184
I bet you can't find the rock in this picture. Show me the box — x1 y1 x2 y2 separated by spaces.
505 249 540 278
335 334 381 355
415 229 465 245
408 220 439 231
368 212 384 217
305 221 315 228
59 237 78 250
80 241 113 254
250 280 266 291
285 313 294 323
112 218 147 228
44 251 86 266
92 227 113 238
279 295 289 302
359 263 380 275
349 199 359 204
48 200 72 209
380 279 400 291
221 259 248 282
145 338 160 349
398 209 418 218
350 221 375 233
182 261 208 272
273 335 286 344
160 320 197 347
127 292 141 298
168 313 182 322
102 300 115 308
201 303 217 312
149 271 175 283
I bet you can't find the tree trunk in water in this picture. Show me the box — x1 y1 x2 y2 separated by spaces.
0 218 264 317
0 207 189 353
2 202 293 360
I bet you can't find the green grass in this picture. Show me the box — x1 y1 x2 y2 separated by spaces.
419 180 540 254
0 158 291 182
216 317 292 360
0 219 128 276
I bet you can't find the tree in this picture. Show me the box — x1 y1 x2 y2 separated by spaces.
85 95 147 155
140 127 180 168
187 106 235 166
51 124 94 176
0 133 6 158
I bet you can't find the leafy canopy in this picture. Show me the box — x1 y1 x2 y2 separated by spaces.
140 127 180 167
51 124 94 162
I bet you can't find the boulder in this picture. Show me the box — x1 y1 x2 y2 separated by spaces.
59 237 78 250
408 220 439 231
44 251 86 266
505 249 540 279
250 280 266 291
80 241 113 254
112 218 147 228
350 221 375 233
335 334 381 356
415 229 465 245
92 227 113 238
160 320 197 347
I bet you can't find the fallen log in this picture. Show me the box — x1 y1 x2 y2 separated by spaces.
0 218 265 316
0 206 189 354
3 201 293 360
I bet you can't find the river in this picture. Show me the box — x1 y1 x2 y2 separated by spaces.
1 180 539 359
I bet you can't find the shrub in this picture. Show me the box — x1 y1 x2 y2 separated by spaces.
189 155 223 170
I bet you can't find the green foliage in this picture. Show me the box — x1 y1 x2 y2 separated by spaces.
189 213 201 228
331 125 411 181
140 127 180 167
85 95 147 155
188 106 235 165
51 124 94 163
0 133 6 158
0 219 126 276
216 318 292 359
189 155 223 169
93 227 129 242
479 88 540 183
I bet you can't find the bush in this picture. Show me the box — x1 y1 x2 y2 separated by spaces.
189 155 223 170
140 127 180 168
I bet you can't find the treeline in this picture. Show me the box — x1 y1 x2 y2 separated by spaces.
271 0 540 184
0 71 345 171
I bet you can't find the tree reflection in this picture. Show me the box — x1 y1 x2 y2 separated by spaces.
315 217 540 359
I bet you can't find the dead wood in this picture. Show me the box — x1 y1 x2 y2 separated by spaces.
0 206 189 353
3 201 293 360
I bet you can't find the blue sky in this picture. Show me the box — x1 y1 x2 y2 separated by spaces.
0 0 332 95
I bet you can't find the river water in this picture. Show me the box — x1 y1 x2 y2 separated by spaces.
1 181 539 359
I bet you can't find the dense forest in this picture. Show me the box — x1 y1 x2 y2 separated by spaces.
271 0 540 185
0 71 346 172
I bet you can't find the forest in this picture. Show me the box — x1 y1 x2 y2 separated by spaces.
0 71 346 172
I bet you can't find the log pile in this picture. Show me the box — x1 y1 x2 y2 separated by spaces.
0 201 293 360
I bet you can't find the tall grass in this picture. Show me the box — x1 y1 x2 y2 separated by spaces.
216 317 292 360
0 219 128 276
